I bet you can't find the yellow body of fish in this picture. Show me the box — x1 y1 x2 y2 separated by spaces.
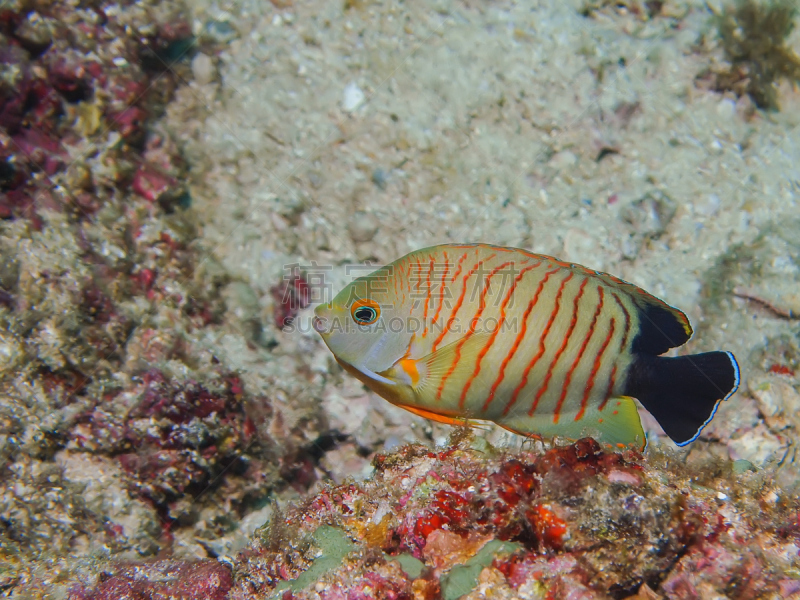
314 244 740 450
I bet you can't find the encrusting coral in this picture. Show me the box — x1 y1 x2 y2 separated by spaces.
70 432 800 599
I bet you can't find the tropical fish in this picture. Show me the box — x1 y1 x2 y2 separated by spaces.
313 244 740 450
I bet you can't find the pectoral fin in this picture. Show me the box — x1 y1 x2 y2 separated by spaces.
414 332 492 402
382 332 492 427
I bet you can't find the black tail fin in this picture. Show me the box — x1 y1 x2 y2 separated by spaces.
624 352 740 445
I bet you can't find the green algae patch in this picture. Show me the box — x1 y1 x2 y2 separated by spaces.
440 540 523 600
393 553 425 579
468 435 496 456
272 526 356 597
733 459 756 474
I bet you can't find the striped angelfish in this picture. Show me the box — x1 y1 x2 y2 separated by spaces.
313 244 740 449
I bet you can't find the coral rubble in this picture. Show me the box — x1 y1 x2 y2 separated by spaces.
217 435 796 599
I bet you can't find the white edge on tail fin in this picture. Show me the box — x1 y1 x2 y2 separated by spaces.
674 351 740 447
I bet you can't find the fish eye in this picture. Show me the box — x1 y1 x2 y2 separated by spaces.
350 299 380 325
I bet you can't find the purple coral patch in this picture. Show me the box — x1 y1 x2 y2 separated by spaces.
70 559 232 600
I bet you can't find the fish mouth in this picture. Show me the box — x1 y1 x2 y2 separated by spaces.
313 303 332 336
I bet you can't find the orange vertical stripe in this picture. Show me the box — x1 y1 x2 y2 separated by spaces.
432 254 494 352
549 278 589 423
454 261 514 408
592 318 618 411
430 251 450 333
450 253 469 283
478 261 542 412
422 256 434 336
521 272 574 417
573 287 605 421
499 268 562 417
596 292 632 410
433 254 496 398
611 292 632 350
604 365 618 406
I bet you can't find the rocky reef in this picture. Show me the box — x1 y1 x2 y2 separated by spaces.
70 434 800 599
0 0 300 592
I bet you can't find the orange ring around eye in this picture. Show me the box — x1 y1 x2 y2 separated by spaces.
350 299 380 325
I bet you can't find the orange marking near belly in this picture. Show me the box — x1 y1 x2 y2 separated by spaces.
573 287 605 421
395 403 472 426
399 358 420 387
499 268 560 417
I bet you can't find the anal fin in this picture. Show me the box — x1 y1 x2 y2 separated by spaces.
497 396 646 451
395 403 478 427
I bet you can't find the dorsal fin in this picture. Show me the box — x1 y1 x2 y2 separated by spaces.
589 270 692 355
630 299 692 355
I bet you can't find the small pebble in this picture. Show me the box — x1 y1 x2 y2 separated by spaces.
620 191 677 240
371 168 387 190
732 459 755 475
717 98 736 120
697 193 721 217
607 469 642 486
549 150 577 170
347 211 379 243
192 53 215 85
205 19 238 43
343 82 365 112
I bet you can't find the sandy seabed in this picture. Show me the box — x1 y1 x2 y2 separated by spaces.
169 0 800 472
